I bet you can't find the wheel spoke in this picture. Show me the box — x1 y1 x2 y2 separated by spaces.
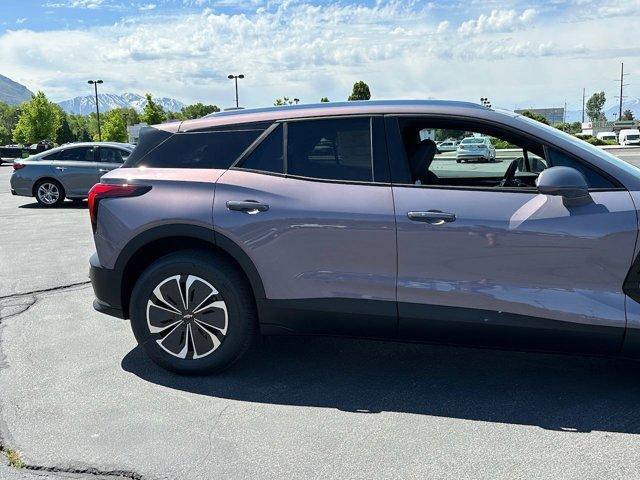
156 322 190 359
152 276 184 314
146 301 182 334
191 321 221 359
185 275 217 311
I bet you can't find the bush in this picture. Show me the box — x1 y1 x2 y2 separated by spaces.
490 138 518 149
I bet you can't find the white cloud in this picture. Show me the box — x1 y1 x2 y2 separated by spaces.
139 3 156 11
458 8 537 34
16 18 27 24
44 0 109 9
436 20 449 33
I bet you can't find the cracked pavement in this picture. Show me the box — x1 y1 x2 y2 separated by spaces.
3 162 640 479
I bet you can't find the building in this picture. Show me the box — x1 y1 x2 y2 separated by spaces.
127 122 148 144
514 107 565 125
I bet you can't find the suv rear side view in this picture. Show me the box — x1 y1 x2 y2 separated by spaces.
90 101 640 374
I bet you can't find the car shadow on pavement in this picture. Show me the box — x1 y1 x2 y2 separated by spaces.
18 200 86 209
122 336 640 434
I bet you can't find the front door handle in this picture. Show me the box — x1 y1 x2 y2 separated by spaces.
407 210 456 225
226 200 269 214
98 168 110 173
55 166 66 172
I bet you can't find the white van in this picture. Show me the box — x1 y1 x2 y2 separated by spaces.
596 131 617 142
619 129 640 146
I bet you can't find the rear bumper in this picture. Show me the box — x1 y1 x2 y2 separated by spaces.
89 252 125 319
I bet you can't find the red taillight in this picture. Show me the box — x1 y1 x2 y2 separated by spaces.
88 183 151 233
13 162 25 170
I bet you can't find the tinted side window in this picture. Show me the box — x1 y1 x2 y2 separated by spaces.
125 127 265 169
547 148 615 188
99 148 129 164
237 125 283 174
287 118 372 182
46 147 94 162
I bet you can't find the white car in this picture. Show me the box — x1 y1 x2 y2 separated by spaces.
619 129 640 146
436 139 459 153
456 136 496 162
596 131 617 142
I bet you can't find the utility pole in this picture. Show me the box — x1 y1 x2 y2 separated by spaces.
563 100 566 123
615 62 630 121
582 87 585 123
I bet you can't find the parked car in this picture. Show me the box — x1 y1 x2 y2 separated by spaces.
10 142 134 207
436 139 458 153
596 131 617 142
456 136 496 162
89 100 640 374
619 128 640 146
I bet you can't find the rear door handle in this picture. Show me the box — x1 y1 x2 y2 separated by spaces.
407 210 456 224
226 200 269 214
55 167 66 171
98 168 110 173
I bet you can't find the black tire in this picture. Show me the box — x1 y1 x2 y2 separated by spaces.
129 250 257 375
69 198 85 205
34 179 65 207
456 159 461 163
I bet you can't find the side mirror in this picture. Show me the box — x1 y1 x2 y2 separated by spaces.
537 166 591 207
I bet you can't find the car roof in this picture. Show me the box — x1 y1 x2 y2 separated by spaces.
178 99 490 132
56 142 134 149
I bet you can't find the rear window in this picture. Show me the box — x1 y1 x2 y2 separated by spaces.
124 124 269 169
461 138 484 144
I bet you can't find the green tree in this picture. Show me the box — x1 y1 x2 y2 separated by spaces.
117 107 140 126
12 91 61 144
140 93 166 125
520 110 549 125
0 125 11 145
165 110 183 121
274 96 294 106
181 103 220 119
56 110 75 145
0 101 20 144
102 109 128 142
554 121 582 134
622 109 635 121
320 97 329 103
348 81 371 101
68 114 91 142
586 91 606 122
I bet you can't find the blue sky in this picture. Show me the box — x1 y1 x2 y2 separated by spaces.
1 0 639 110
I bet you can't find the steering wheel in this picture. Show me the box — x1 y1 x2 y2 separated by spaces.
499 159 519 187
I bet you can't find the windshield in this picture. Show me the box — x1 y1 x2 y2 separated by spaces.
516 115 640 180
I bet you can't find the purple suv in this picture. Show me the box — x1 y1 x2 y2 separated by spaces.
89 100 640 374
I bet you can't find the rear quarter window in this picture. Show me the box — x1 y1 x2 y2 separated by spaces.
124 124 269 169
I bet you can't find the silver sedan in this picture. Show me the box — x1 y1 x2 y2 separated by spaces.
10 142 134 207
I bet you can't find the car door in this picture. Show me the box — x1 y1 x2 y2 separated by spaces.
46 145 99 196
387 116 638 355
214 117 398 337
97 147 129 178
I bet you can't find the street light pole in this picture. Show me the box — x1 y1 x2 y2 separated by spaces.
88 79 103 141
227 74 245 108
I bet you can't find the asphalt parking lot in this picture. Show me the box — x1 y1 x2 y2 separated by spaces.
2 151 640 479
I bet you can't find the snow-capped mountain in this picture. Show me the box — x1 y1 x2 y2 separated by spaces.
57 92 185 115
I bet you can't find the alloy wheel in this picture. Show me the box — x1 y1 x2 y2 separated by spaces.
37 182 60 205
146 274 228 360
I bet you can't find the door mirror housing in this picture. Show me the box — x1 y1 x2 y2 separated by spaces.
537 166 590 206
